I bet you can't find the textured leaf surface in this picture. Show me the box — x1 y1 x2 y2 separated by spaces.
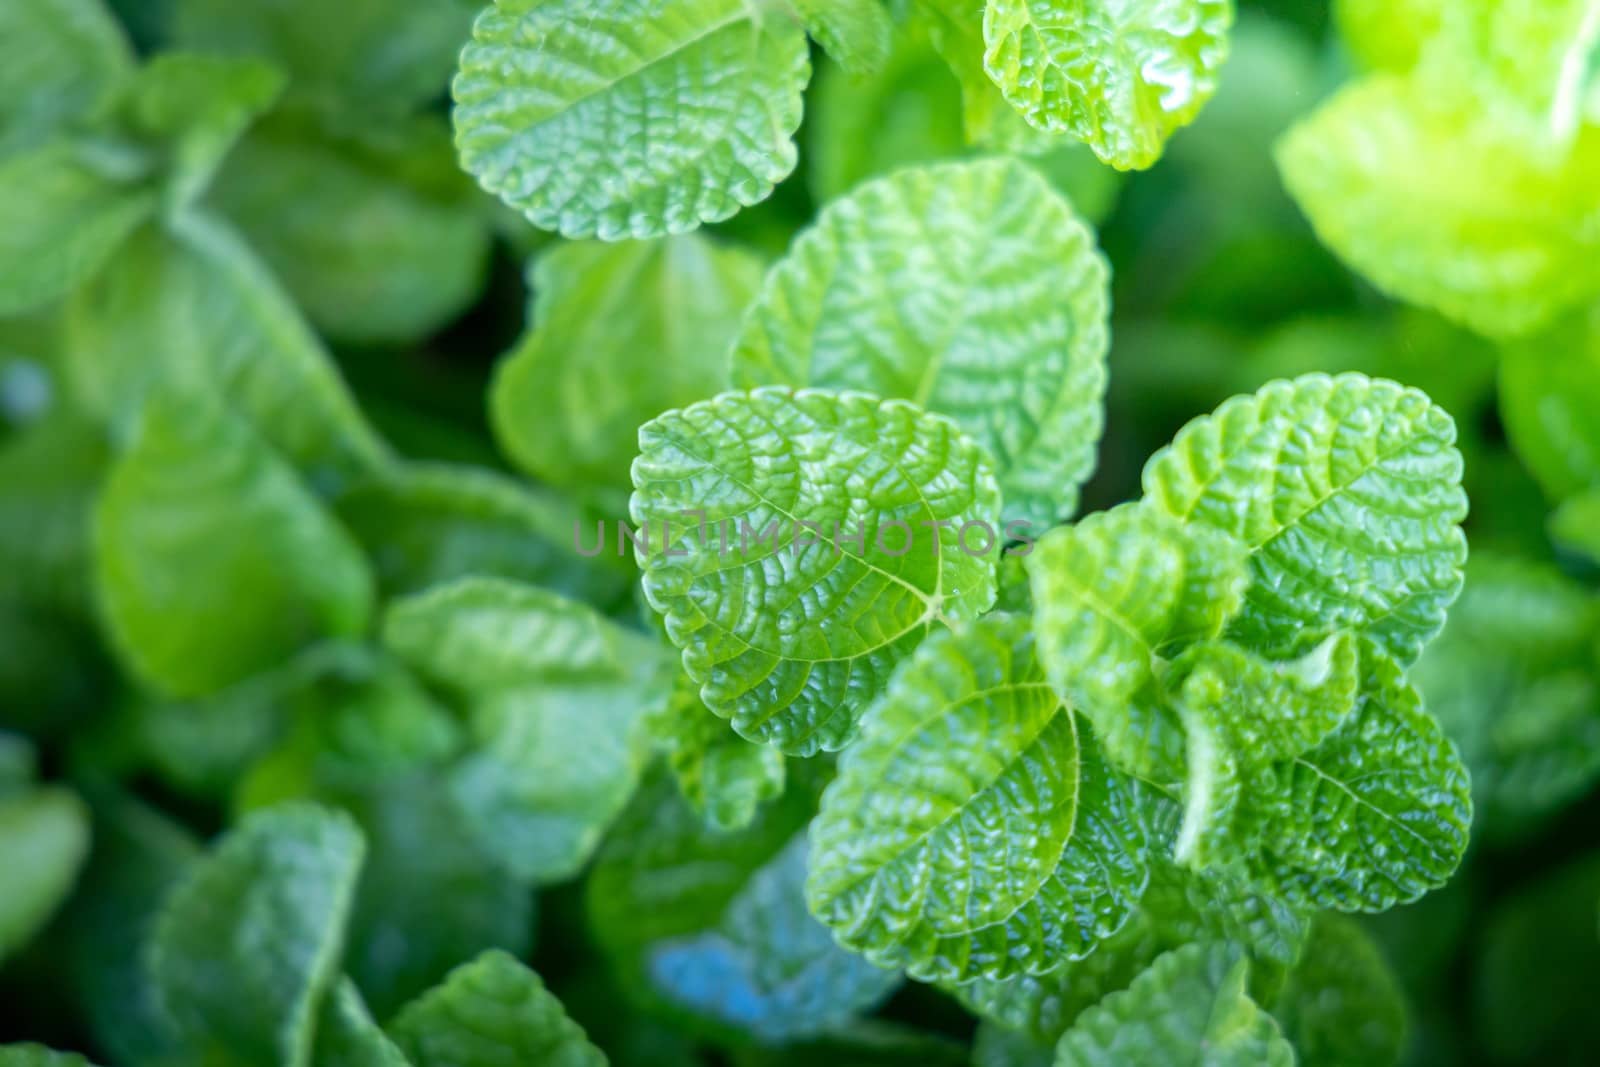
94 393 374 698
649 669 786 832
388 951 605 1067
1238 654 1473 911
1277 75 1600 338
1499 306 1600 500
808 615 1147 982
453 0 810 239
1144 373 1467 666
150 804 365 1067
214 114 490 344
915 0 1059 150
1275 915 1406 1067
0 138 154 316
1027 502 1249 779
0 787 90 962
0 0 132 155
983 0 1235 170
66 213 390 486
632 388 1001 755
495 234 762 498
793 0 893 76
731 159 1109 529
1052 943 1293 1066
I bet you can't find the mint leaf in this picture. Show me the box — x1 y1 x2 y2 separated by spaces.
632 388 1001 755
0 409 108 614
0 138 154 316
1275 915 1407 1067
0 0 132 156
807 615 1148 982
93 391 374 697
1552 486 1600 564
1500 306 1600 500
1052 943 1293 1066
730 158 1109 529
649 669 787 833
0 784 90 963
791 0 894 76
213 113 490 345
494 234 762 501
314 981 412 1067
453 0 810 239
0 1049 102 1067
387 950 605 1067
1144 372 1468 666
150 803 365 1067
984 0 1235 170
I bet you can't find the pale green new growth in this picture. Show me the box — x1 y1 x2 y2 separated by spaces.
731 159 1109 529
453 0 810 239
807 616 1147 982
1052 943 1293 1066
631 388 1001 755
984 0 1235 169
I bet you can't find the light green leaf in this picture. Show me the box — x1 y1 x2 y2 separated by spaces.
493 234 763 499
388 950 606 1067
1277 74 1600 338
1143 373 1468 666
1499 306 1600 500
150 804 365 1067
1275 914 1407 1067
119 53 285 208
0 1049 103 1067
807 615 1148 982
633 388 1002 755
66 212 390 486
791 0 893 76
213 113 490 344
0 0 133 156
1333 0 1443 73
914 0 1061 151
93 391 374 698
1172 634 1361 866
649 669 787 832
983 0 1236 170
1415 554 1600 838
1052 943 1293 1066
0 786 90 962
333 462 630 607
730 159 1109 529
174 0 478 116
1026 501 1250 780
0 138 155 316
1237 653 1473 912
383 578 668 884
453 0 810 239
1552 486 1600 564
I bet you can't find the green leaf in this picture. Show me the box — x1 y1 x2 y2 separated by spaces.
66 212 391 486
1552 486 1600 564
1143 373 1468 666
332 462 630 607
493 234 763 500
1236 652 1473 912
453 0 810 239
1172 634 1362 866
632 387 1001 755
213 113 490 345
1275 915 1407 1067
0 137 155 316
174 0 479 116
119 53 285 209
93 391 374 698
0 786 90 962
1277 74 1600 338
387 950 606 1067
150 803 366 1067
649 669 787 832
807 615 1148 982
983 0 1236 170
383 578 668 884
590 768 894 1042
1333 0 1443 73
0 0 133 156
1026 501 1250 780
1499 306 1600 500
0 409 108 613
314 981 412 1067
1051 943 1294 1066
729 158 1109 529
791 0 893 76
0 1049 103 1067
1414 553 1600 837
